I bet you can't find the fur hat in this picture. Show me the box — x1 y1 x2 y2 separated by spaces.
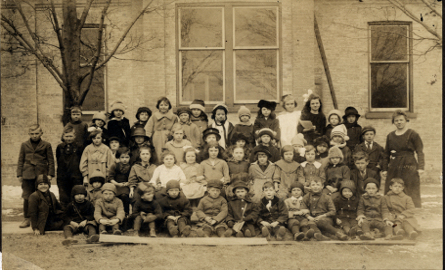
257 100 277 111
131 127 149 140
101 183 117 194
35 174 51 189
212 104 228 114
190 99 205 112
109 101 126 114
89 169 106 185
328 146 343 161
202 127 221 141
289 181 304 193
363 178 380 190
342 107 361 121
313 135 330 147
257 128 276 139
361 126 376 136
136 107 152 120
238 106 251 118
327 110 343 124
207 179 223 190
70 106 82 114
340 180 356 195
92 112 107 123
71 185 87 200
331 124 349 141
291 133 307 146
230 132 251 145
254 145 272 158
232 181 250 193
176 106 192 117
166 180 181 192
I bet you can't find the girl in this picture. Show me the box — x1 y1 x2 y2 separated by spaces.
107 101 131 147
231 106 255 147
149 150 187 192
291 133 307 163
80 130 115 186
226 146 250 199
249 145 278 203
324 109 342 139
180 147 206 206
108 136 121 163
227 132 252 163
129 127 152 165
330 124 353 169
201 141 230 183
297 90 326 145
146 97 179 162
165 123 192 164
250 128 280 163
277 95 301 147
253 100 281 144
128 146 157 202
87 111 109 144
189 99 208 135
131 107 152 133
342 107 362 153
176 107 201 149
314 135 330 168
108 147 132 216
297 145 326 193
209 103 234 149
274 145 303 199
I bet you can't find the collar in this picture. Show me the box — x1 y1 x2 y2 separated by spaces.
362 193 381 199
300 161 322 169
386 191 405 197
70 120 82 124
261 196 279 206
330 141 347 148
203 159 222 166
179 120 192 125
237 121 252 126
311 191 323 196
153 110 175 120
231 197 252 203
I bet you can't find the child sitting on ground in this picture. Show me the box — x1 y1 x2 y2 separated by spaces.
157 180 193 238
129 127 152 165
354 126 386 180
256 181 287 241
108 147 132 216
291 133 307 163
277 94 301 147
285 182 310 241
249 146 278 203
180 147 206 206
330 124 353 169
62 185 99 245
298 145 326 193
94 183 125 235
65 106 89 147
274 145 303 199
324 109 343 139
226 181 258 238
253 100 281 145
107 101 131 147
232 106 255 147
87 169 105 205
332 180 361 239
131 182 162 237
128 146 157 202
149 150 186 193
200 142 230 196
324 146 350 196
350 151 379 197
342 107 362 152
176 107 201 149
250 128 280 163
165 123 192 164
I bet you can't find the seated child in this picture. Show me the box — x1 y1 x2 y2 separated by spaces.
277 94 301 147
250 128 280 163
357 178 399 240
87 111 109 144
129 127 152 165
108 147 132 216
180 147 206 205
342 106 362 152
128 146 157 202
256 181 287 241
157 180 193 237
253 100 281 145
176 107 201 149
330 124 353 169
354 126 386 177
384 178 421 240
62 185 99 245
131 107 152 132
291 133 307 163
350 151 379 197
226 181 258 238
324 109 342 139
200 142 230 197
209 104 234 149
231 106 255 147
149 150 186 193
227 132 252 163
274 145 303 199
131 182 162 237
87 169 105 205
165 123 192 164
301 176 348 241
28 175 64 235
249 145 278 203
285 182 310 241
196 180 232 237
324 146 350 195
298 145 326 193
314 136 330 168
94 183 125 235
332 180 361 239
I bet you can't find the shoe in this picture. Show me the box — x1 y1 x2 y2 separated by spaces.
87 234 100 243
133 231 140 237
62 238 78 246
356 229 364 236
409 231 418 240
189 231 199 238
181 225 191 237
113 230 122 235
314 233 330 241
261 227 270 238
336 231 348 241
224 228 233 237
100 230 107 234
396 229 406 236
244 229 252 238
360 233 374 240
294 232 305 241
305 228 315 239
19 218 31 228
196 229 205 237
172 235 179 238
348 227 357 238
169 226 179 237
276 227 286 241
236 231 244 238
149 229 157 238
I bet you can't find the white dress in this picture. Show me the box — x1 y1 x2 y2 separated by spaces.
277 111 301 146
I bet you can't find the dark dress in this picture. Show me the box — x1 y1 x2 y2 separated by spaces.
297 111 326 145
384 129 424 208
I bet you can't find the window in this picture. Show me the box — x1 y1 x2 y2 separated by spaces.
177 3 281 107
368 22 412 112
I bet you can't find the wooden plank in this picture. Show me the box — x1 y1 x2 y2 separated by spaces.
270 240 416 246
69 243 135 248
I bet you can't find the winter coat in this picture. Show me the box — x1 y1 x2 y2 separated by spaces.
64 200 96 225
350 168 379 197
332 143 353 169
190 115 208 136
228 160 250 180
253 115 281 142
325 163 350 190
384 191 421 231
277 111 301 147
79 143 115 178
28 190 64 234
209 120 235 149
284 196 309 218
297 111 326 145
146 111 179 161
130 198 162 220
128 162 157 188
332 192 359 219
94 197 125 223
301 191 336 218
297 161 326 188
354 141 387 172
324 124 336 139
87 187 102 206
231 124 255 147
201 159 230 184
250 144 281 163
108 162 131 196
196 195 228 223
256 196 288 224
107 117 131 147
357 193 389 222
157 191 193 220
344 122 362 152
274 159 303 198
179 121 202 149
226 197 258 224
17 139 55 179
65 120 89 147
87 125 109 145
249 161 278 203
56 142 83 179
149 164 187 188
165 139 192 164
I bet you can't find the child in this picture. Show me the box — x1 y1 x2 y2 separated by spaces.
277 95 301 147
189 99 208 135
56 126 83 208
256 181 287 241
227 132 252 164
146 97 179 161
274 145 303 199
131 182 162 237
383 178 421 240
108 147 132 216
313 135 330 168
179 147 206 204
298 145 326 193
253 100 281 144
80 129 115 186
87 169 105 206
165 123 192 164
249 146 278 203
350 151 380 197
226 181 258 238
28 175 64 235
62 185 99 245
129 127 152 165
354 126 386 175
176 107 201 149
291 133 307 163
324 109 342 139
357 178 398 240
87 111 109 144
285 182 309 241
17 124 55 228
227 145 250 180
157 180 193 237
250 128 280 163
65 106 89 147
332 180 361 239
330 124 353 169
131 106 152 132
196 179 232 237
108 136 121 161
149 150 187 192
342 107 362 152
94 183 125 235
107 101 131 147
231 106 255 147
324 146 350 195
128 146 157 202
200 142 230 196
209 103 234 149
297 91 326 145
301 176 348 241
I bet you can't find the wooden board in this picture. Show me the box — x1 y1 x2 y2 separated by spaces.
270 240 416 246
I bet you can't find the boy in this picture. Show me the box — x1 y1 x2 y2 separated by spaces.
324 146 350 195
285 182 310 241
302 176 348 241
332 180 361 239
350 151 380 197
227 181 258 238
157 180 193 237
28 175 64 235
256 181 288 241
17 124 55 228
87 169 105 205
94 183 125 235
330 124 353 169
131 182 162 237
357 178 400 240
109 136 121 160
384 178 421 240
62 185 99 245
291 133 307 163
354 126 386 177
196 180 232 237
250 128 280 163
231 106 254 147
314 135 330 168
342 106 362 152
65 106 89 147
108 147 132 215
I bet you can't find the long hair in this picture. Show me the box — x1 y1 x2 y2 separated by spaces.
302 93 323 116
201 141 225 160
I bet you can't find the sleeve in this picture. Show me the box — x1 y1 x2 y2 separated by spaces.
222 161 230 184
145 117 155 138
46 143 55 177
94 200 104 222
115 199 125 222
252 118 261 138
55 145 61 170
154 201 163 220
195 198 207 221
401 196 416 218
383 134 391 171
339 166 351 189
124 120 132 146
105 149 115 178
296 166 305 185
324 196 336 217
412 131 425 170
381 197 390 221
319 166 326 182
272 119 281 142
226 202 235 222
256 203 265 224
79 147 89 177
277 200 289 224
273 165 281 183
180 198 193 219
83 123 89 147
149 167 161 185
378 145 388 171
130 201 141 218
108 163 117 182
17 143 25 177
196 164 205 183
128 166 139 188
301 195 310 213
244 203 259 223
27 194 39 230
85 202 96 221
178 166 187 183
356 197 365 220
193 125 202 148
214 199 228 223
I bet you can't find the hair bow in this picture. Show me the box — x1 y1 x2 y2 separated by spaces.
303 89 313 103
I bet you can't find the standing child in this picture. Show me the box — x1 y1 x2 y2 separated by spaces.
291 133 307 163
298 145 326 193
227 145 250 180
108 147 132 216
354 126 386 177
65 106 89 147
285 182 310 241
277 95 301 147
108 136 121 162
87 111 109 145
226 181 258 238
342 107 362 152
146 97 179 162
250 128 280 163
330 124 353 169
149 150 186 192
274 145 303 199
249 146 278 203
189 99 208 138
231 106 255 147
165 123 192 164
176 107 201 149
324 109 343 139
87 169 105 206
131 183 162 237
253 100 281 145
131 107 152 133
128 146 157 202
297 91 326 145
107 101 131 147
350 151 380 197
62 185 99 245
180 147 206 205
17 124 55 228
94 183 125 235
332 180 361 239
129 127 152 165
314 135 330 168
324 146 350 195
209 104 234 149
200 142 230 196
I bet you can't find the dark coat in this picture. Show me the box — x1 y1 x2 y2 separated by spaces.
130 198 163 220
350 168 379 197
384 191 421 231
107 117 131 147
56 142 83 179
354 141 387 172
65 120 89 147
108 162 131 196
17 139 55 179
344 122 362 152
325 163 350 190
357 193 389 221
297 111 326 145
302 191 336 218
28 190 64 234
231 124 255 147
256 196 288 224
157 191 192 220
227 160 250 180
253 115 281 142
332 192 359 219
227 197 258 224
64 200 96 224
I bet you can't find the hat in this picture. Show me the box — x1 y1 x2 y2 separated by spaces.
207 179 223 190
254 145 272 158
238 106 251 118
257 128 276 139
92 111 107 123
342 107 361 121
131 127 149 140
328 146 343 161
282 94 296 104
136 107 152 120
327 110 343 124
190 99 205 112
230 132 251 145
202 127 221 141
257 100 277 111
232 181 249 193
109 101 126 114
212 104 228 113
71 185 87 200
70 106 82 113
340 180 356 195
313 135 330 147
363 178 380 190
291 133 307 146
289 181 304 193
101 183 117 194
331 124 349 141
361 126 376 136
176 106 192 117
35 174 51 189
89 169 105 185
138 182 155 195
108 136 120 143
166 180 181 192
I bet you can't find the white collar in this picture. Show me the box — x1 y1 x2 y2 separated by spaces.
301 161 322 169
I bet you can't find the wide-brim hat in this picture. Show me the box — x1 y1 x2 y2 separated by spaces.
258 100 277 111
230 132 251 145
342 107 361 121
202 127 221 141
257 128 276 139
131 127 149 139
92 112 107 123
254 145 272 158
109 101 126 114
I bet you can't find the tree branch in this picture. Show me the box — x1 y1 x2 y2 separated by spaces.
78 0 95 31
49 0 68 84
420 0 442 19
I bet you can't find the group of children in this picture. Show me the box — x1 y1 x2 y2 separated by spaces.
16 92 421 243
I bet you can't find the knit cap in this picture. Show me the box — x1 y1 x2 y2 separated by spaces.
190 99 205 112
361 126 376 136
328 146 343 161
238 106 251 118
340 180 356 195
289 181 304 193
102 183 117 194
257 100 277 111
331 124 350 141
207 179 223 190
327 109 343 124
363 178 379 190
109 101 126 114
257 128 276 139
291 133 307 146
136 107 152 120
166 180 181 192
232 181 250 193
342 107 361 121
71 185 88 200
92 111 107 123
89 169 106 185
35 174 51 189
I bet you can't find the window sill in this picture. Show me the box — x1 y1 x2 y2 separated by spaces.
365 112 417 119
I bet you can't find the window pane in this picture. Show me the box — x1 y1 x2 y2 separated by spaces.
181 51 224 103
235 50 277 101
371 63 407 108
180 8 223 48
234 8 277 47
371 25 408 61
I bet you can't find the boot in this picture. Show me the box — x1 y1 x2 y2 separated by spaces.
314 232 331 241
224 228 233 237
196 228 205 237
149 222 156 238
62 237 78 246
19 218 31 228
276 227 286 241
236 231 244 238
202 228 212 238
133 230 140 237
113 229 122 235
305 228 315 239
244 229 252 238
360 232 374 240
189 230 198 238
261 227 271 241
168 225 179 237
356 228 364 236
335 231 348 241
409 231 418 240
87 234 100 243
348 226 358 238
216 227 226 238
181 225 191 237
294 232 305 241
